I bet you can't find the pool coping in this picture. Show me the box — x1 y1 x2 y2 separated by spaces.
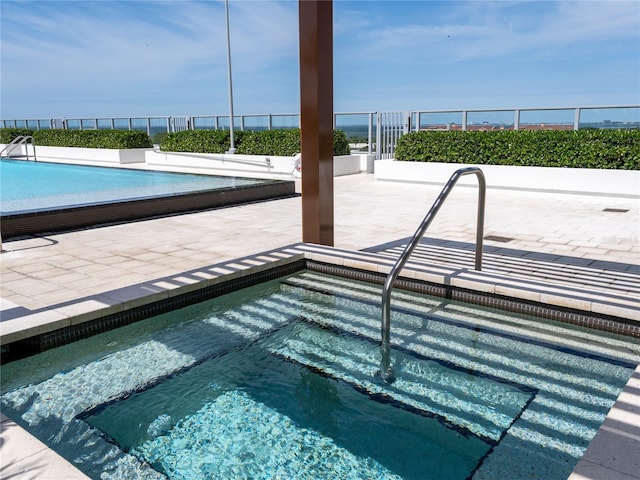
1 243 639 480
1 165 296 239
2 242 639 350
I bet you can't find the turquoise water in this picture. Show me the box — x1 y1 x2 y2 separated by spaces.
0 159 266 213
2 271 638 480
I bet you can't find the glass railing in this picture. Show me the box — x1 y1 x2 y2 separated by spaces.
412 105 639 132
2 105 637 159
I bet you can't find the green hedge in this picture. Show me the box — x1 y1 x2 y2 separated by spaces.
332 129 350 156
1 128 152 148
31 129 152 149
160 128 351 156
394 130 640 170
0 128 34 143
160 129 247 154
237 129 300 156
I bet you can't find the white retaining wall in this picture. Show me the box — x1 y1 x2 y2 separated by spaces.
374 160 640 197
144 150 372 180
1 145 150 165
1 145 373 179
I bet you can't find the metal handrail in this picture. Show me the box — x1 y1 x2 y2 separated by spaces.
0 135 36 161
378 167 486 383
152 148 273 169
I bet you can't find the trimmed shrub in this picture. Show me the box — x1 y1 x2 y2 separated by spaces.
0 128 34 144
237 129 300 156
32 129 152 148
333 129 350 156
160 128 352 156
161 129 245 154
394 130 640 170
151 131 169 145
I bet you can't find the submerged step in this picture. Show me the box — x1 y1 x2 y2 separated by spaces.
265 322 534 443
284 271 640 365
1 292 300 424
88 330 492 480
133 390 404 480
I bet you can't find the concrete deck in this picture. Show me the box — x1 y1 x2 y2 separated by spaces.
1 173 639 479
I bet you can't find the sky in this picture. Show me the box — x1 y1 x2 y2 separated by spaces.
1 0 639 120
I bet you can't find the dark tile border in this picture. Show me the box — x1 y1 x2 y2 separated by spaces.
1 259 305 363
307 261 640 339
3 257 638 364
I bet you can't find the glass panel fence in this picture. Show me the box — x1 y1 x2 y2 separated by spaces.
213 116 243 130
335 113 370 140
81 119 97 129
130 118 148 132
97 119 113 130
242 115 269 131
113 119 130 130
271 114 299 129
193 116 216 130
336 113 373 152
217 117 230 130
518 109 573 130
417 111 463 130
149 118 169 141
579 107 640 129
467 110 515 130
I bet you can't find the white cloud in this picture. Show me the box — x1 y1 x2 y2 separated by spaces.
1 0 299 116
1 0 637 117
337 0 639 64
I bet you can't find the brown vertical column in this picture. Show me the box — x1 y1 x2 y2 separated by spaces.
299 0 334 246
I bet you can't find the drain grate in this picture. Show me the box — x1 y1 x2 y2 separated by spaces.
484 235 514 243
603 208 629 213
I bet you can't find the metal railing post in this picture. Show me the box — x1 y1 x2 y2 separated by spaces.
376 112 382 159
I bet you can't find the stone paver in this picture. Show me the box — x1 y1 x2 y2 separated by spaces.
2 175 638 315
0 173 639 480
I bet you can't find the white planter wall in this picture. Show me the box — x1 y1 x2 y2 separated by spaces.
375 160 640 197
2 145 372 179
145 151 370 179
1 145 149 165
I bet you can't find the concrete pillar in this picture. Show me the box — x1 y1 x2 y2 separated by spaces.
299 0 334 246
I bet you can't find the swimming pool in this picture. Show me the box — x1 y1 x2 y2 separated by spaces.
2 266 638 480
0 159 295 238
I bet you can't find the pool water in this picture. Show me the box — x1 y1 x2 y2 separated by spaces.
0 159 267 213
1 271 638 480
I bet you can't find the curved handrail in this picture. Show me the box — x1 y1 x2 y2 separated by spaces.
0 135 36 161
378 167 486 383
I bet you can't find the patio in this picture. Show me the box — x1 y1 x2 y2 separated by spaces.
1 173 639 479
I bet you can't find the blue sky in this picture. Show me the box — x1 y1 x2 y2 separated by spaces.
1 0 639 120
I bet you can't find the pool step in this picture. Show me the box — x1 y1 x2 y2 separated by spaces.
276 272 633 444
282 271 640 365
1 291 303 424
264 321 532 443
133 389 402 480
